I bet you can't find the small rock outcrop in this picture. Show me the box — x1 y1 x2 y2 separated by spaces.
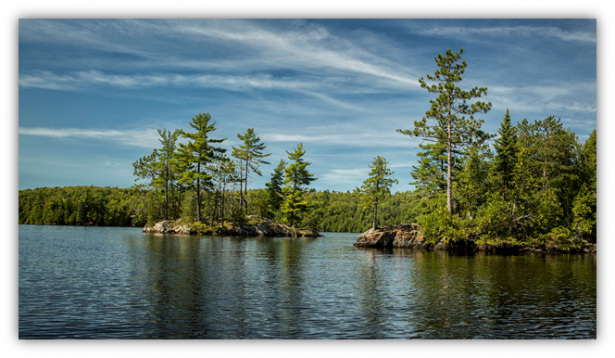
143 217 321 238
354 224 597 254
354 224 431 249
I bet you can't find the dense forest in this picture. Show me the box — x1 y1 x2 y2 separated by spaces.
19 48 597 249
18 186 415 233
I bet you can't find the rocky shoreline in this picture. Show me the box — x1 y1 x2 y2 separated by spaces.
353 224 597 254
143 217 321 237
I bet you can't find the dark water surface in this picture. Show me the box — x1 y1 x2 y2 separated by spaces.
19 225 596 339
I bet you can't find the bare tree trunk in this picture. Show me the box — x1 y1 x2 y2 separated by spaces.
238 164 243 209
244 158 249 214
164 162 169 220
509 195 517 234
230 186 235 225
196 163 201 222
210 191 215 227
220 179 226 227
372 196 378 230
447 117 452 214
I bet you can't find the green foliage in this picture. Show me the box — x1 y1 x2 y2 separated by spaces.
153 128 180 220
407 141 447 195
232 128 271 212
538 226 582 252
248 189 271 218
572 130 596 242
132 150 158 190
19 186 149 227
397 48 492 213
281 143 317 227
231 205 248 226
232 128 271 177
265 159 286 216
357 156 399 229
414 112 596 250
176 113 227 222
454 145 490 219
180 192 197 223
492 109 517 191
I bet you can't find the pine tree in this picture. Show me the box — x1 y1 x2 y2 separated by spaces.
153 129 180 220
397 48 492 214
132 149 158 190
281 143 317 228
358 156 399 230
231 128 271 213
492 109 517 192
176 113 226 223
265 159 287 217
409 141 447 195
455 146 490 220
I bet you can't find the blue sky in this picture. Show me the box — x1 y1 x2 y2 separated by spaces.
18 19 596 192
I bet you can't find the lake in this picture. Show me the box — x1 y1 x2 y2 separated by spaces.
18 225 596 339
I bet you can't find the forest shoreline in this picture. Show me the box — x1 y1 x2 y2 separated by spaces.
353 224 597 254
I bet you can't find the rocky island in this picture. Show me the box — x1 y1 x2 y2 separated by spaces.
354 224 596 254
144 216 321 237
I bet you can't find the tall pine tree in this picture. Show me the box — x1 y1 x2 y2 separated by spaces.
397 48 491 214
265 159 287 217
281 143 317 228
176 113 226 223
153 129 180 220
232 128 271 213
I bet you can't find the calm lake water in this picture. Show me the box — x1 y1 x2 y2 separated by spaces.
19 225 596 339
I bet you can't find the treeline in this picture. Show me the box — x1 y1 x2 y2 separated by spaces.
18 186 149 227
18 186 415 233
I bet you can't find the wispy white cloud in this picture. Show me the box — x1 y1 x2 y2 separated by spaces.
20 20 421 89
19 71 318 91
320 168 369 184
20 70 370 112
417 25 595 43
167 20 420 86
261 130 422 148
19 127 160 148
389 163 414 168
488 84 596 114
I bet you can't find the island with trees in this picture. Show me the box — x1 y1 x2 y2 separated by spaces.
18 48 596 253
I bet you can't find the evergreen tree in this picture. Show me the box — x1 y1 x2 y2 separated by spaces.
153 129 180 220
281 143 317 227
132 149 158 190
231 128 271 213
492 109 517 192
397 48 492 214
409 141 447 196
455 146 490 220
265 159 287 217
176 113 226 222
358 156 399 230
